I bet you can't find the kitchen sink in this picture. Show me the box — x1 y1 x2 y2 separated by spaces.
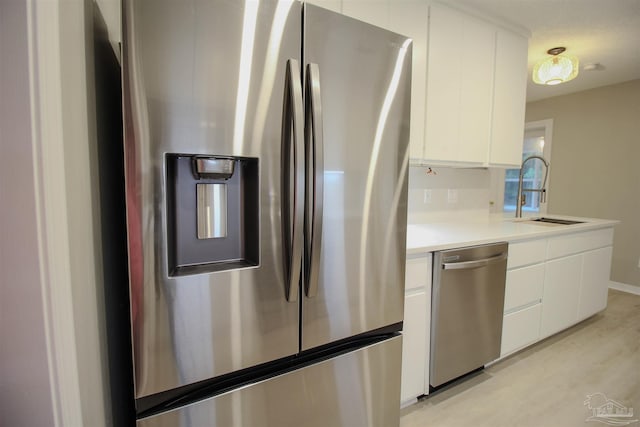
525 217 585 226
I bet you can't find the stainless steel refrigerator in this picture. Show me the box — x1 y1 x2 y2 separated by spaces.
121 1 411 425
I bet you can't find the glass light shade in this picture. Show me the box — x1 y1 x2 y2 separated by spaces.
533 54 579 85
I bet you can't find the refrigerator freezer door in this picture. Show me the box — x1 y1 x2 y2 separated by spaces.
301 5 411 350
122 0 302 398
137 336 402 427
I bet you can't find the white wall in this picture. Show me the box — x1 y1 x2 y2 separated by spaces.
407 166 491 224
0 2 57 425
94 0 121 59
525 79 640 288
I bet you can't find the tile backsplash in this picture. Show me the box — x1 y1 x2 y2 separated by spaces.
407 166 491 224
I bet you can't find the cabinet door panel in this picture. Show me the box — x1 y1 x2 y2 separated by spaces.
424 4 462 162
405 254 431 292
425 4 495 164
578 246 612 320
501 303 541 356
401 291 428 405
457 14 494 163
540 254 582 338
489 30 528 166
504 264 545 312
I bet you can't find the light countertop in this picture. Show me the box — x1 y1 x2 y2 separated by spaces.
407 214 619 255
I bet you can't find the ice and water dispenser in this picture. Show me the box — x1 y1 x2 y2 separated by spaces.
166 154 259 276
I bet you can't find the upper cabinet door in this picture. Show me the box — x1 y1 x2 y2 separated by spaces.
423 4 463 162
490 29 528 166
424 4 495 164
304 1 530 167
388 1 429 161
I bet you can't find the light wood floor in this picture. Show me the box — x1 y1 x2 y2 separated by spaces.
400 289 640 427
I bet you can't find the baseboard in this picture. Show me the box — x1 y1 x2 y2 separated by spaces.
609 281 640 296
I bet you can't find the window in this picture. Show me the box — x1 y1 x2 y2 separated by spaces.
503 120 552 214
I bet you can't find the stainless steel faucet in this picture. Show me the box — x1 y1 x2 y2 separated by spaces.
515 155 550 218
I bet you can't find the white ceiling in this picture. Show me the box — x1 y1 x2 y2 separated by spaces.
446 0 640 101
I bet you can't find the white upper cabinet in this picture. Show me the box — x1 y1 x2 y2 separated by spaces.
424 4 495 164
305 1 529 166
489 29 529 166
423 3 529 166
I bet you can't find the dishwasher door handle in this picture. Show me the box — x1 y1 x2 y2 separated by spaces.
442 252 508 270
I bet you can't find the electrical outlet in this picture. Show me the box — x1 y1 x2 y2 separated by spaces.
423 189 432 204
448 189 458 204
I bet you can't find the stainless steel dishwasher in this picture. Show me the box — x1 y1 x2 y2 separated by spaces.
430 242 508 388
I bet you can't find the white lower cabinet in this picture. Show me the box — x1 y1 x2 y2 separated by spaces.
504 264 545 312
500 262 545 357
540 254 583 338
401 228 615 408
500 227 614 358
401 290 427 405
501 303 541 356
578 246 613 321
401 253 431 406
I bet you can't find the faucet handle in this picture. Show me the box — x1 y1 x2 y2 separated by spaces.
541 189 547 203
520 194 526 206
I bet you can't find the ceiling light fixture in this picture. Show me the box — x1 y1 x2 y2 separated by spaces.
532 47 579 86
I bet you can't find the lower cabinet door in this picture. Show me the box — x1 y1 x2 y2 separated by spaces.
540 254 582 338
501 304 542 356
504 264 545 312
401 291 427 404
137 337 402 427
578 246 613 320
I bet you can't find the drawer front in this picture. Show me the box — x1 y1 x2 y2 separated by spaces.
504 264 545 313
546 228 614 260
507 239 547 269
139 337 402 427
501 303 542 357
405 253 432 292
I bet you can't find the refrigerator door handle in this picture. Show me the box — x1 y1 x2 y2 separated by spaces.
282 59 305 302
304 63 324 298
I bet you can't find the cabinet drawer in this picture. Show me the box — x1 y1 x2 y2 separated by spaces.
507 239 547 269
501 303 541 357
504 264 545 313
405 254 431 292
546 228 614 260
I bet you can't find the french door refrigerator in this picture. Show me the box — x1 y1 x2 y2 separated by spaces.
121 1 411 425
